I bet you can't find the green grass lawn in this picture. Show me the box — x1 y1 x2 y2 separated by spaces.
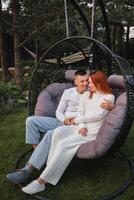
0 110 134 200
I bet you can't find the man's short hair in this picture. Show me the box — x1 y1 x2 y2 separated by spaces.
75 69 87 76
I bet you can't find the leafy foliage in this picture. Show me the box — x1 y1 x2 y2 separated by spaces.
0 81 27 114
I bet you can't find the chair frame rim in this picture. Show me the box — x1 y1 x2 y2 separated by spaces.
20 36 134 200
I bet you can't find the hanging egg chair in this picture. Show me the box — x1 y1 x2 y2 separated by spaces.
23 35 134 200
15 1 134 200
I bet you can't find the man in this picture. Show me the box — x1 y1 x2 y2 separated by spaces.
26 69 89 149
7 69 113 184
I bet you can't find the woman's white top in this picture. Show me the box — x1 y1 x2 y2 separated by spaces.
74 91 115 141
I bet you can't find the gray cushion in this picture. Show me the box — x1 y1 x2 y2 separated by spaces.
65 70 76 81
108 74 126 98
34 82 73 117
108 75 125 89
34 90 56 117
76 92 127 159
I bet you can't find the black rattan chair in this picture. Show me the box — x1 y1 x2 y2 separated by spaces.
16 36 134 200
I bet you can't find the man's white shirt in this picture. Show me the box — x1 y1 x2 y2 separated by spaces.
56 87 83 123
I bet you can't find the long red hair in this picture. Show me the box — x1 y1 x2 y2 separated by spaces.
90 70 112 94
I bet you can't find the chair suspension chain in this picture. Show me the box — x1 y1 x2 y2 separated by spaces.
64 0 69 38
91 0 96 38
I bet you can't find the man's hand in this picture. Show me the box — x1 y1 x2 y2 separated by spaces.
70 118 75 124
79 128 88 137
64 118 74 125
101 99 115 110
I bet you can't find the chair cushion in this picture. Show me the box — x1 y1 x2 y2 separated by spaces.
34 82 73 117
34 90 56 117
65 70 76 81
108 75 126 98
108 75 125 89
76 92 127 159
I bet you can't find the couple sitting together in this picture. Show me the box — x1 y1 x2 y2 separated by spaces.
7 70 115 194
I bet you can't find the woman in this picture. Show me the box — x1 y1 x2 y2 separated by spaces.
21 70 115 194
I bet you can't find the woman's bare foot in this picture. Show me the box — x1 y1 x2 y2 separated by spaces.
37 177 47 185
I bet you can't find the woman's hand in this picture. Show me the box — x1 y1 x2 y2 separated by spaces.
70 118 75 124
101 99 115 110
79 128 88 137
64 118 76 125
64 118 73 125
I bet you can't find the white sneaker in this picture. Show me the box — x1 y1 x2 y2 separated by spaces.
22 180 45 194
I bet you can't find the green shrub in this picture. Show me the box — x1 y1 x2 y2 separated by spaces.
0 60 35 115
22 61 35 91
0 81 27 115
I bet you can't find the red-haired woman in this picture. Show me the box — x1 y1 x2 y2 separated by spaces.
21 71 115 194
